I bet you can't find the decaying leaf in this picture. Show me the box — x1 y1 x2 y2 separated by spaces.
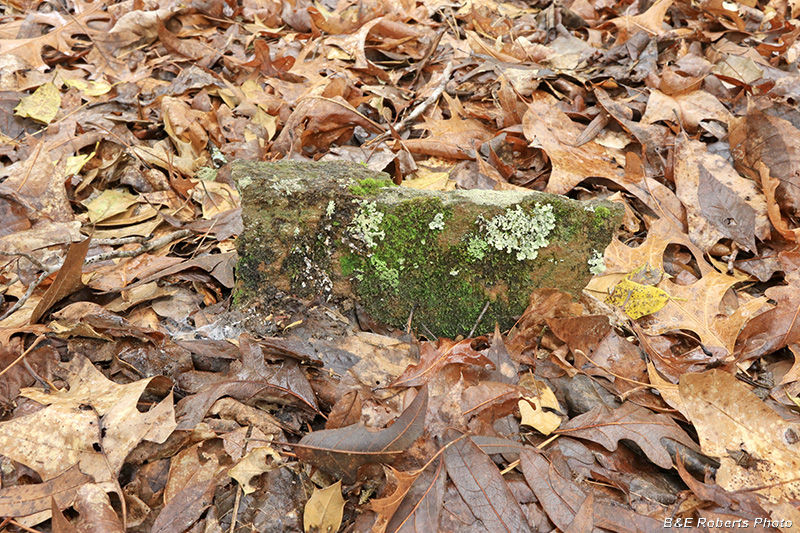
304 480 345 533
296 387 428 483
680 370 800 503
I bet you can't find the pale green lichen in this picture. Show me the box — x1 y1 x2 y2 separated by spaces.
429 212 446 230
588 249 606 275
350 201 385 249
466 235 489 261
369 256 399 290
484 204 556 261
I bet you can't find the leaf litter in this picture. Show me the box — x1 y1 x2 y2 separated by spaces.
1 0 800 531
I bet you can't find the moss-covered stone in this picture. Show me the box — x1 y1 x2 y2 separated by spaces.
233 160 621 337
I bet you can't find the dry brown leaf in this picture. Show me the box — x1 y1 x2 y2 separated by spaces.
641 90 730 131
0 464 92 518
680 370 800 503
730 104 800 216
0 356 175 486
522 91 623 195
644 269 767 357
673 134 768 253
609 0 674 44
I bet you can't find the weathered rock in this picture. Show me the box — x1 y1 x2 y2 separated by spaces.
233 160 621 337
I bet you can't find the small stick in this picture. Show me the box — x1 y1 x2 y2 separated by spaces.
0 335 46 380
367 61 455 146
85 229 192 264
0 229 192 322
420 322 437 341
468 301 491 338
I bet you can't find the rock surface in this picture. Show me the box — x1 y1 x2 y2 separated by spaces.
233 160 621 337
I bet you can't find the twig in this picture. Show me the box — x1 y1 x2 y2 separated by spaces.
367 61 455 146
420 322 437 341
0 230 192 322
0 250 48 270
468 301 491 338
92 235 151 246
85 229 192 264
0 335 46 380
0 269 49 322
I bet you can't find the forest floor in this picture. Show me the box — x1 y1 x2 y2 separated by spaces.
1 0 800 531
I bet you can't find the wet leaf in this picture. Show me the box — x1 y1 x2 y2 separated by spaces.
443 430 532 533
390 338 492 388
296 387 428 483
555 402 697 469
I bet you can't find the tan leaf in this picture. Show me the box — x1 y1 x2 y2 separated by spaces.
523 92 623 195
644 270 767 357
641 89 730 131
673 134 769 253
680 370 800 503
609 0 674 44
0 356 175 485
303 481 345 533
228 446 282 495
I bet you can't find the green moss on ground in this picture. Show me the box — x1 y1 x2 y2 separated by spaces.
349 177 394 197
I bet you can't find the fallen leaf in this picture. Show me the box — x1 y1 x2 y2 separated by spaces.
229 446 282 495
296 387 428 483
680 370 800 503
303 480 345 533
0 464 92 518
523 91 623 195
555 402 697 469
443 430 532 533
14 82 61 124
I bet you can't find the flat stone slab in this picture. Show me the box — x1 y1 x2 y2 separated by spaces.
233 160 621 337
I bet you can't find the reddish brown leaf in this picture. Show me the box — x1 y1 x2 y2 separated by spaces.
391 338 492 388
30 237 90 324
385 458 446 533
737 272 800 361
443 431 532 533
151 473 225 533
296 387 428 483
555 402 697 469
520 448 585 530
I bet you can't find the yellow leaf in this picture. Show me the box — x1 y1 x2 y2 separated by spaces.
304 480 345 533
518 398 561 435
65 147 97 176
82 189 138 224
64 78 112 97
518 377 562 435
605 278 671 319
15 82 61 124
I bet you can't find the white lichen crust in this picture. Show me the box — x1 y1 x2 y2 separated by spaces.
429 212 446 230
483 204 556 261
350 201 385 249
588 249 606 275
